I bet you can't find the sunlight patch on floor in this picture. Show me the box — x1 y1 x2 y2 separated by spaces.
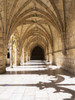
0 60 75 100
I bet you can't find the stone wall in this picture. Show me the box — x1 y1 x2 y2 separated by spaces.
53 49 75 74
52 0 75 74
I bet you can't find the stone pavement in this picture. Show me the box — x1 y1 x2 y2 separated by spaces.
0 60 75 100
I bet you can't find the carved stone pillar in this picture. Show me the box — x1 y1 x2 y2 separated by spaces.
52 53 56 65
20 48 24 66
28 55 30 61
47 50 50 62
48 53 50 62
16 41 21 66
24 51 26 62
16 49 21 66
61 32 67 56
47 46 50 62
0 32 6 73
26 53 28 62
10 37 13 68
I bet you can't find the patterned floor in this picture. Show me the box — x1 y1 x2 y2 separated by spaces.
0 60 75 100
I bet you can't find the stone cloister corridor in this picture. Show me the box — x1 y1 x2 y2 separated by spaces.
0 0 75 100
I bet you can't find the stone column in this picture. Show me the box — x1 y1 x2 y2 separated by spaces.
24 51 26 62
52 53 56 65
46 54 48 62
48 53 50 62
45 48 48 61
16 41 21 66
47 46 50 62
46 54 49 62
26 52 28 62
10 37 13 68
16 49 21 66
46 53 50 62
61 32 67 56
28 55 30 61
0 32 6 73
20 48 24 66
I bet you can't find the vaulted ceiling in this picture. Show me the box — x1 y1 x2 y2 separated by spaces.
0 0 65 53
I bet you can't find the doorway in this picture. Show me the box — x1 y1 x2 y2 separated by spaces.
30 46 45 60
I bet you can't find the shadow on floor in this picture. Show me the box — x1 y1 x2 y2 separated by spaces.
2 61 75 100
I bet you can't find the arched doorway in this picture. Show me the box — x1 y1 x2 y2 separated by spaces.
30 46 45 60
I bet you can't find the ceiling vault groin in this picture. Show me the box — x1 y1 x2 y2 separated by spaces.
0 0 66 56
